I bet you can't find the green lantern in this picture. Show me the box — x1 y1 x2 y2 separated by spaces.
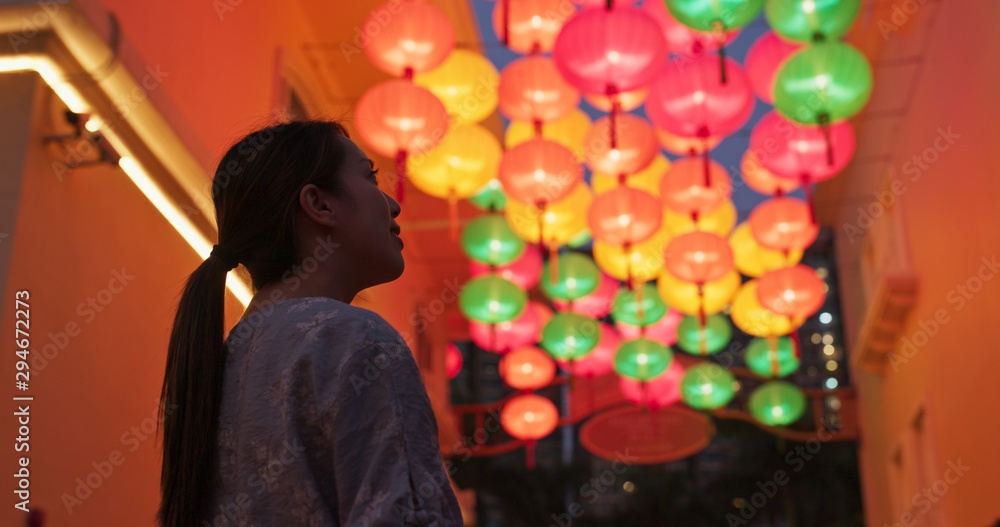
459 275 526 324
468 179 507 211
461 214 525 266
665 0 764 31
677 315 732 356
540 252 601 301
567 229 592 248
765 0 861 43
749 381 807 426
541 312 600 361
774 41 873 125
745 336 801 378
681 362 736 410
614 338 674 381
611 283 667 327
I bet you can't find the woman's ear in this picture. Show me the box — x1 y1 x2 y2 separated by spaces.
298 183 338 229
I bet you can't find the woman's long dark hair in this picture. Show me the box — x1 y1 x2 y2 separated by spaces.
157 120 350 526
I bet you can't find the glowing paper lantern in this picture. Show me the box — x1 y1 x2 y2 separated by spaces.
446 343 463 379
750 111 856 184
414 50 499 124
505 184 592 247
558 323 620 378
646 55 755 139
656 128 720 156
459 275 527 324
748 197 818 252
614 338 674 381
553 6 667 95
774 42 873 125
659 157 733 217
469 179 507 211
664 200 737 237
745 336 800 378
553 273 620 319
730 222 803 278
461 214 525 266
572 0 639 7
740 151 800 196
592 154 670 197
619 358 684 408
408 124 501 201
745 31 802 105
593 226 671 283
588 187 663 247
541 252 601 301
663 231 734 284
583 113 658 176
541 312 601 361
499 138 582 206
680 362 736 410
499 56 580 124
757 264 827 319
362 1 455 76
664 0 764 32
617 309 683 347
766 0 861 43
354 80 448 159
612 283 668 327
471 243 543 289
500 346 556 390
676 314 732 356
657 268 739 316
492 0 571 54
506 109 592 159
730 280 794 338
501 393 559 467
643 0 740 56
469 301 546 353
749 381 807 426
584 87 649 113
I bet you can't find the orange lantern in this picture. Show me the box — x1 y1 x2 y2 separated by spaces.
588 187 662 247
730 222 802 277
583 113 658 176
362 1 455 77
659 157 733 217
499 56 580 125
663 231 734 284
749 197 818 252
492 0 569 54
505 184 592 247
731 280 796 338
500 346 556 390
757 264 827 320
740 150 799 196
501 393 559 469
499 138 582 206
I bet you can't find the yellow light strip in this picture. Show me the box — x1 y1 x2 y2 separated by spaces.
0 55 89 113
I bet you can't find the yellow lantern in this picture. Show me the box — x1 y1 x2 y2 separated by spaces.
407 124 501 200
593 226 672 283
730 280 797 338
591 154 671 196
664 200 737 237
657 268 740 316
505 108 591 159
504 183 592 247
730 222 803 278
413 49 499 124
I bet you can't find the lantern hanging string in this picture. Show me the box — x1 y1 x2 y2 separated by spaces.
395 150 407 204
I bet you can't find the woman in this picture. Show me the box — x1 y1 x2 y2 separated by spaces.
158 121 462 526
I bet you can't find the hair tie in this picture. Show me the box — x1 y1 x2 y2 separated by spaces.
210 244 239 271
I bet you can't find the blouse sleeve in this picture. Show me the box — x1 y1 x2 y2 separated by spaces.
313 336 463 526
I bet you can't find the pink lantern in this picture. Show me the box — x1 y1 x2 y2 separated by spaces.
663 231 734 284
588 187 663 246
498 138 583 205
492 0 570 54
553 6 667 96
553 272 620 318
470 243 543 289
557 323 620 378
750 111 856 184
749 197 818 252
645 55 755 139
659 157 733 217
499 56 580 124
616 308 683 346
745 31 801 105
584 87 648 112
469 301 546 353
362 1 455 77
757 264 827 320
446 343 463 379
583 113 658 176
641 0 740 57
618 358 684 408
656 128 720 156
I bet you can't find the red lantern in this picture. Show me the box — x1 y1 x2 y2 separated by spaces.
619 358 684 409
492 0 570 54
553 272 620 318
470 243 543 289
583 113 658 176
588 187 663 247
645 55 755 139
659 157 732 217
500 346 556 390
553 6 667 96
748 197 818 252
757 264 827 319
557 323 620 378
501 394 559 468
469 301 546 353
641 0 739 57
740 151 800 196
499 56 580 124
746 31 802 104
663 231 734 284
499 138 583 205
750 111 856 184
446 343 463 379
362 2 455 77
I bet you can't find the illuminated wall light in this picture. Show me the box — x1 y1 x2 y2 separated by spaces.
0 55 89 113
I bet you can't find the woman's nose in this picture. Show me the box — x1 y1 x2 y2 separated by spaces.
384 191 401 218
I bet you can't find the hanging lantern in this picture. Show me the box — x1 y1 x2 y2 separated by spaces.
592 226 671 283
643 0 740 57
745 336 800 378
505 184 592 247
614 338 674 382
408 123 501 202
748 197 818 252
757 264 827 319
541 312 601 361
730 280 794 338
766 0 862 43
553 273 620 319
740 151 800 197
506 108 592 159
664 0 764 32
592 154 670 197
492 0 571 54
568 229 592 248
362 1 455 76
461 214 526 266
553 6 667 95
572 0 640 7
656 128 720 156
499 56 579 127
540 252 602 302
446 343 463 379
659 157 733 217
745 31 802 105
676 314 732 356
663 231 734 284
730 222 803 278
619 358 684 408
750 111 856 186
588 187 663 247
657 268 739 317
583 113 658 176
584 87 649 113
501 393 559 469
558 323 620 378
611 283 668 327
664 200 737 238
470 243 543 289
680 362 736 410
469 179 507 211
774 42 873 125
468 300 546 353
500 346 556 390
413 49 499 124
459 275 527 324
617 309 684 347
499 138 583 206
749 381 807 426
